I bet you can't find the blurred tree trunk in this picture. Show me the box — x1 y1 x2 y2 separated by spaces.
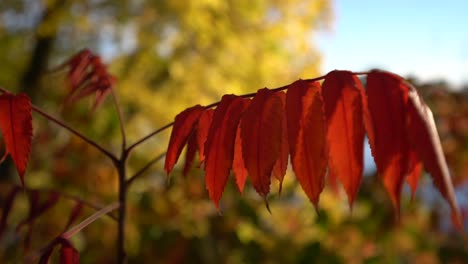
20 0 66 101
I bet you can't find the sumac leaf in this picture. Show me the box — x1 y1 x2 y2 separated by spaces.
405 149 423 200
183 132 197 176
366 71 411 214
204 95 249 208
196 109 214 163
322 70 366 207
287 81 327 208
165 105 205 175
0 93 33 186
241 88 284 198
232 125 248 193
406 89 462 228
271 92 288 194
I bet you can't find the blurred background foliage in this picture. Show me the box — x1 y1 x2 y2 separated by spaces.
0 0 466 263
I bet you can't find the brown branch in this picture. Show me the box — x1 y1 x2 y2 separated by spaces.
126 152 166 187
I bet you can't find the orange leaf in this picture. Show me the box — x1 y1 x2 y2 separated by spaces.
0 93 33 186
406 89 462 228
241 88 284 198
164 105 204 175
287 81 327 208
232 125 248 193
204 95 249 208
272 92 288 194
196 109 214 163
322 70 366 207
366 71 411 214
286 80 309 157
405 149 423 200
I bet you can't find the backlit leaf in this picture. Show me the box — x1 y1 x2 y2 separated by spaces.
366 71 411 214
287 81 327 208
272 92 288 194
322 70 366 207
196 109 214 163
183 132 198 176
241 88 283 198
0 93 33 186
204 95 249 208
164 105 205 175
232 125 248 193
406 89 462 228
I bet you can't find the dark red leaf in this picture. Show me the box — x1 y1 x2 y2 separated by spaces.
61 49 116 110
183 131 197 176
165 105 205 175
232 125 248 193
322 70 366 207
366 71 411 214
406 89 462 228
271 91 288 194
204 95 249 208
287 81 327 209
241 88 284 198
59 239 79 264
0 93 33 186
196 109 214 163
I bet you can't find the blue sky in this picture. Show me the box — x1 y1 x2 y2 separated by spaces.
318 0 468 87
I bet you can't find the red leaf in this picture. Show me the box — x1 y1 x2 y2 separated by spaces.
204 95 249 208
405 149 423 200
183 131 197 176
322 70 366 207
287 81 327 208
61 49 116 110
165 105 205 175
366 71 411 214
196 109 214 163
286 80 309 157
241 88 284 198
272 92 288 194
406 89 462 228
0 93 33 186
232 125 248 193
60 239 80 264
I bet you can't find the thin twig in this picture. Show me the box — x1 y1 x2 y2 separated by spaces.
32 105 118 162
126 152 166 186
25 202 119 263
111 87 127 152
62 202 119 239
41 187 118 221
126 122 173 153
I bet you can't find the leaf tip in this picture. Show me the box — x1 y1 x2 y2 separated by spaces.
263 196 272 215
